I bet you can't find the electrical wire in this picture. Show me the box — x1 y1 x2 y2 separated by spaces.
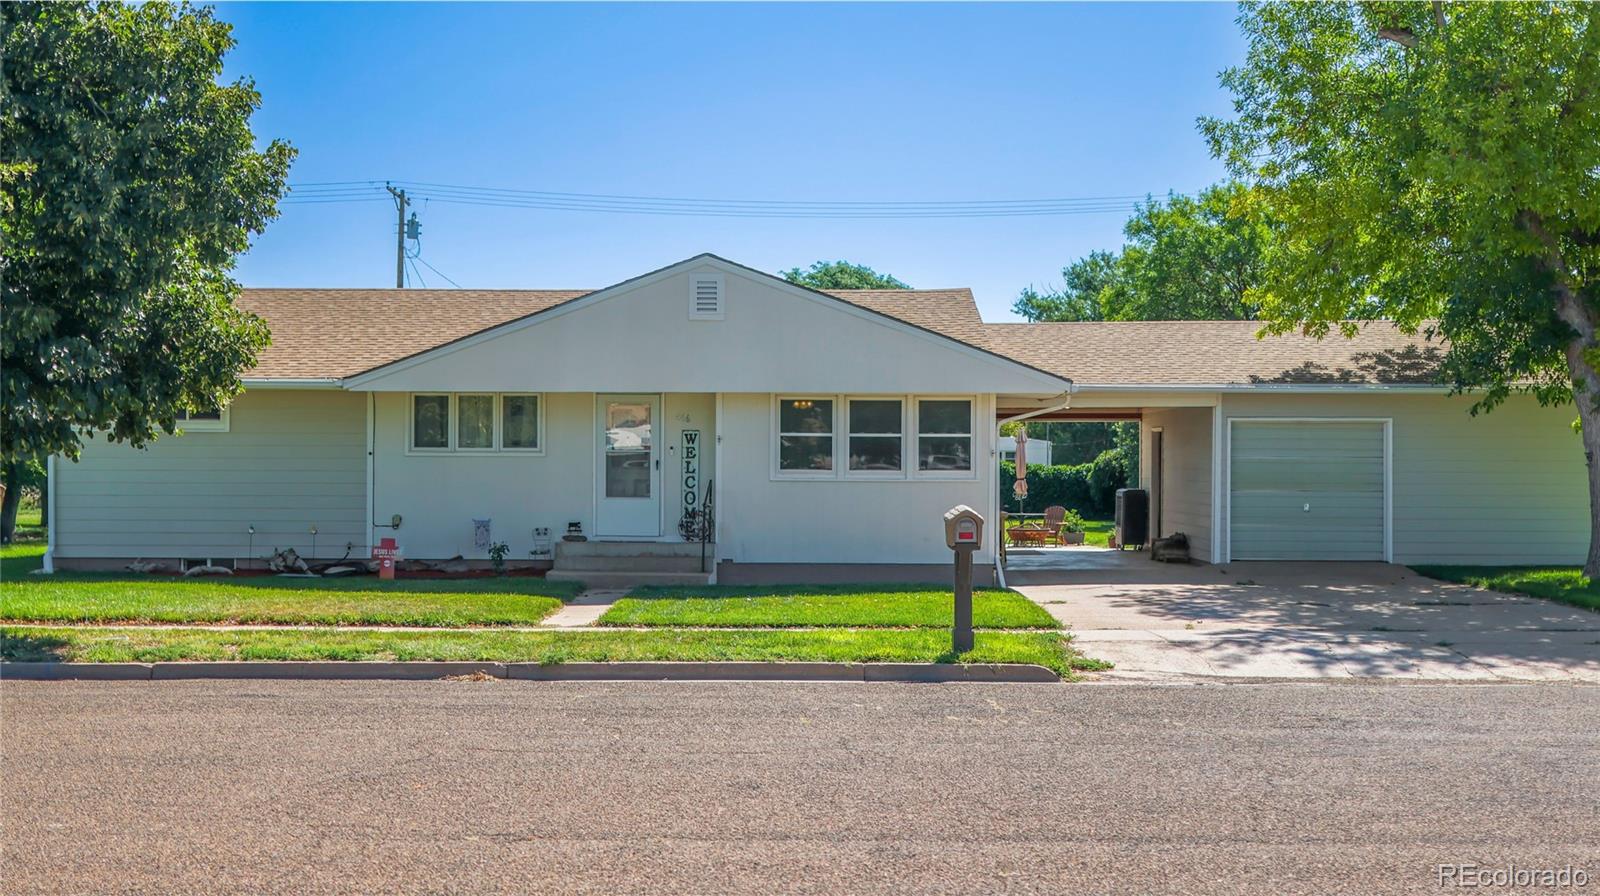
279 179 1166 218
413 254 463 289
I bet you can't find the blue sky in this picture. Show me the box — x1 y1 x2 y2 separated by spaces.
220 2 1245 321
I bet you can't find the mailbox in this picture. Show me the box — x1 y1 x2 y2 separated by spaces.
943 505 984 551
942 505 984 654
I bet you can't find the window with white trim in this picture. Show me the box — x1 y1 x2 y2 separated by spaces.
847 398 903 474
409 393 543 453
916 399 973 475
411 394 450 449
501 395 540 450
777 398 834 473
175 406 230 432
457 394 495 450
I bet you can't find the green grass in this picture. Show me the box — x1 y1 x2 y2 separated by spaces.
0 626 1105 675
1081 519 1114 548
600 584 1058 629
1 544 576 626
1413 566 1600 613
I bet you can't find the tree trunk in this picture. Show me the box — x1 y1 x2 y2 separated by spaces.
0 463 19 544
1553 289 1600 578
38 465 48 527
1520 210 1600 578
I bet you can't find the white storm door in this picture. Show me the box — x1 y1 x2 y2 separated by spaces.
596 394 661 537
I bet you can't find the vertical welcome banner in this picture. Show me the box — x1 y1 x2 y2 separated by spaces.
681 430 700 515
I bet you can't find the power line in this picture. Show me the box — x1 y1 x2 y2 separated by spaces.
413 254 463 288
279 179 1166 218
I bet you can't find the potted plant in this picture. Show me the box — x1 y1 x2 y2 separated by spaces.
1058 510 1088 545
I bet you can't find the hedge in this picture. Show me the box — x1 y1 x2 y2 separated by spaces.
1000 448 1129 518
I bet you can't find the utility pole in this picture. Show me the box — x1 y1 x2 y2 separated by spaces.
386 184 408 288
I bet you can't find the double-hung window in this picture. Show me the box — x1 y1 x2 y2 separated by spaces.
916 399 974 476
847 398 903 475
777 398 835 473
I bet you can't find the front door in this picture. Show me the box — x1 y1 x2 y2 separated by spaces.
596 394 661 537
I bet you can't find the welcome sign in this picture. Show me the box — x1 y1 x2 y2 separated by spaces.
681 430 701 513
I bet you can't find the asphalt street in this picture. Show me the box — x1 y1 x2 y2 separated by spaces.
2 679 1597 895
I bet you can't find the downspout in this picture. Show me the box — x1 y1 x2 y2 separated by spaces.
710 392 723 585
42 455 57 574
993 387 1075 589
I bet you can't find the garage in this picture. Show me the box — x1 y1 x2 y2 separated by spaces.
1228 420 1389 561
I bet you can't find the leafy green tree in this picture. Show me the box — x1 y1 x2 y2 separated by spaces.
1 1 291 538
1200 2 1600 573
782 260 910 290
1013 251 1114 322
1013 184 1268 322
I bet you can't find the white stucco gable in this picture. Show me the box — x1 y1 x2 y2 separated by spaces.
343 255 1071 395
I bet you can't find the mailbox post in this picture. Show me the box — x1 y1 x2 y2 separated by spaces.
942 505 984 653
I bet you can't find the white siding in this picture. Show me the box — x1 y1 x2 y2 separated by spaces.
54 389 366 562
1141 406 1214 561
717 393 997 566
347 262 1067 396
1220 393 1586 565
370 392 717 559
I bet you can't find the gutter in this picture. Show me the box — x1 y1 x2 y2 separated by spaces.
1071 382 1452 394
242 378 344 390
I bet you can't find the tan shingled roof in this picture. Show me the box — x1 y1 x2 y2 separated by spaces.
977 321 1445 386
237 287 984 379
237 286 1443 387
238 290 589 379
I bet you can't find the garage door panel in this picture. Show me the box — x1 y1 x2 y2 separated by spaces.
1230 421 1386 562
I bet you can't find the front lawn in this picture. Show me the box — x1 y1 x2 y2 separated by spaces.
1 545 576 627
599 584 1058 629
1 626 1104 675
1413 566 1600 613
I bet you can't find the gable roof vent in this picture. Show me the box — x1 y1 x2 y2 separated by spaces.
689 273 725 320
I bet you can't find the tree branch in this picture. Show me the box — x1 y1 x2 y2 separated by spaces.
1378 27 1418 48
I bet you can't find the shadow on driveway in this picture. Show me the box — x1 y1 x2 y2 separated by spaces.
1009 561 1600 681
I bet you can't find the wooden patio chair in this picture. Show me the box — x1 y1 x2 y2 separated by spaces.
1042 505 1069 546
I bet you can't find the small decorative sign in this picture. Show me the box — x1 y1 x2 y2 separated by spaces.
681 430 701 514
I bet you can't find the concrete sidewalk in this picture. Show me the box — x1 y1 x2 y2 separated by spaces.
537 589 626 627
1015 562 1600 682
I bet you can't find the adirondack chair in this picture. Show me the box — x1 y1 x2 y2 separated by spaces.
1042 505 1069 546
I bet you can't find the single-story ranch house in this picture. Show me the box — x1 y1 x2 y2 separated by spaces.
44 254 1588 584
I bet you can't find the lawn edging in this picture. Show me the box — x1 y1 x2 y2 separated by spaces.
1 660 1061 683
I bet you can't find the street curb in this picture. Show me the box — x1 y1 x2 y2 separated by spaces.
1 662 155 681
150 662 508 681
1 661 1060 683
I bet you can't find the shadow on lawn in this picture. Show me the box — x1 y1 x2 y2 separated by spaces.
1 632 70 662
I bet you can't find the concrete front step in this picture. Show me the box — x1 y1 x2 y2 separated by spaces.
553 540 711 573
545 569 713 589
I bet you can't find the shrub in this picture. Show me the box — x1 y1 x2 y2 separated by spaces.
1001 449 1129 519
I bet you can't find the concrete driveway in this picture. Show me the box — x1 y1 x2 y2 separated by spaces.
1008 555 1600 681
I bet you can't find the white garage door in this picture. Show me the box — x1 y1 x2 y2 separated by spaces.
1229 421 1387 561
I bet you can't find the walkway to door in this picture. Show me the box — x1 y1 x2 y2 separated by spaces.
1011 560 1600 682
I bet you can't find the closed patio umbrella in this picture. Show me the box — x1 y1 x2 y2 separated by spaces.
1012 429 1029 508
